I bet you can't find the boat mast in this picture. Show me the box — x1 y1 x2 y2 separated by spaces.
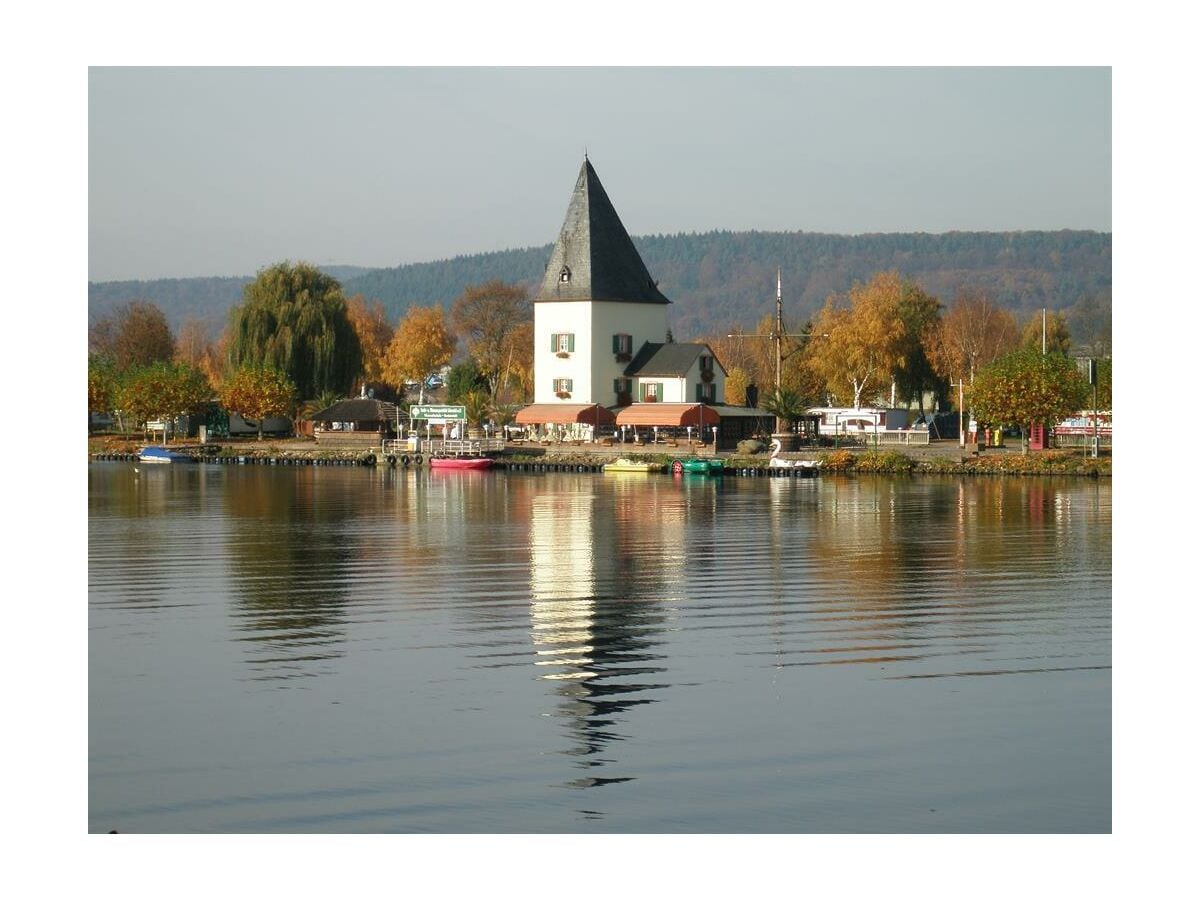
775 267 783 393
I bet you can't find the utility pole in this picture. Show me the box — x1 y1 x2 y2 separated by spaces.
1042 308 1047 355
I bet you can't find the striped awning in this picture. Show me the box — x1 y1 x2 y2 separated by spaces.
615 403 721 427
514 404 617 426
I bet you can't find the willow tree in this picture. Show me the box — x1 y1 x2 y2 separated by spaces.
227 262 362 400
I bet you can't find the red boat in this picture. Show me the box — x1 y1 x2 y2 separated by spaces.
429 456 494 471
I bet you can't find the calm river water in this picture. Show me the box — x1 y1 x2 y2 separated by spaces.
88 463 1110 833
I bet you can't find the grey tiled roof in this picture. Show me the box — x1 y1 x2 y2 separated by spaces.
309 398 402 423
536 159 670 305
624 342 717 377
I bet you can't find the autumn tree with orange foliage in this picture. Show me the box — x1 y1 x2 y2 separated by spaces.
497 321 534 403
345 295 395 391
806 272 909 409
219 365 297 442
450 280 532 399
383 305 457 404
115 361 211 443
706 313 817 405
174 318 228 390
1019 309 1072 355
925 293 1019 389
89 300 176 371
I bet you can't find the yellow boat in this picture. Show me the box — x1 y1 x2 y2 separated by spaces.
604 458 661 474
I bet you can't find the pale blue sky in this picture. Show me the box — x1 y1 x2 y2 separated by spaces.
88 67 1110 282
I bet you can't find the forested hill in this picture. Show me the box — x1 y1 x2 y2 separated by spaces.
88 231 1110 340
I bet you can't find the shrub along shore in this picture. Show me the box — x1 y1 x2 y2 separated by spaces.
88 436 1111 477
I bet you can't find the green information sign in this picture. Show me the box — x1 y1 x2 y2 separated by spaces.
410 404 466 421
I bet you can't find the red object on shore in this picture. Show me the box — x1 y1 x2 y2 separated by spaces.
429 457 494 471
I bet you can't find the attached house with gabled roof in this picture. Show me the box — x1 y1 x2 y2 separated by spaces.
623 341 726 404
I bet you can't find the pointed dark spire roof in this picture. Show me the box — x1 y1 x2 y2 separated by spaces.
536 159 670 305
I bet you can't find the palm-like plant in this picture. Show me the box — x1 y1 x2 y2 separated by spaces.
462 390 492 429
759 388 806 430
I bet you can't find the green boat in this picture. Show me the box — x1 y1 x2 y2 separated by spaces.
671 458 725 476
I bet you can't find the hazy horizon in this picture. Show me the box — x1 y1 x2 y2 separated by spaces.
89 67 1111 283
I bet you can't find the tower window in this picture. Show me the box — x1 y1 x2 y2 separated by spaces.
560 266 571 283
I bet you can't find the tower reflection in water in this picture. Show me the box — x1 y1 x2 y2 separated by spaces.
527 481 671 797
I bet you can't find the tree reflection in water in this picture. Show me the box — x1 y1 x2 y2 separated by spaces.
224 468 354 681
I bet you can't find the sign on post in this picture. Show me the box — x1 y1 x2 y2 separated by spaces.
410 404 466 422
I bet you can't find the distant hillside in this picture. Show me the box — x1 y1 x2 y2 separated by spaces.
88 231 1110 339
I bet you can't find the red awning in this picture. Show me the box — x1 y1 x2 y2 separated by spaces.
615 403 721 427
514 404 617 426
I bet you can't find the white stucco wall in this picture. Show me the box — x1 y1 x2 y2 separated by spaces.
533 300 669 404
634 355 725 404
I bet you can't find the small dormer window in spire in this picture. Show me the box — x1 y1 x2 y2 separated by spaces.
560 266 571 283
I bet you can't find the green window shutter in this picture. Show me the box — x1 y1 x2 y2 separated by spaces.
567 379 573 392
568 334 575 352
613 334 620 353
550 333 558 352
613 378 620 393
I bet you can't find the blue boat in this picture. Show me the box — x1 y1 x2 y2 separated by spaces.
137 446 194 464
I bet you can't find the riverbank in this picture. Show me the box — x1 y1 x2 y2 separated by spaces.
88 435 1112 477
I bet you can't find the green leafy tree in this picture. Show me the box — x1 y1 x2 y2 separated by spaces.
227 261 362 400
893 282 946 413
219 365 298 442
115 361 212 443
88 356 116 415
970 347 1090 454
1094 358 1112 410
446 360 488 404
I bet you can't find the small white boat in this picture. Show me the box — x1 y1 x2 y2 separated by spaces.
137 446 194 464
767 439 820 472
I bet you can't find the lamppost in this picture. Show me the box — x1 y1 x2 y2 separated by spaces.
950 378 966 448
